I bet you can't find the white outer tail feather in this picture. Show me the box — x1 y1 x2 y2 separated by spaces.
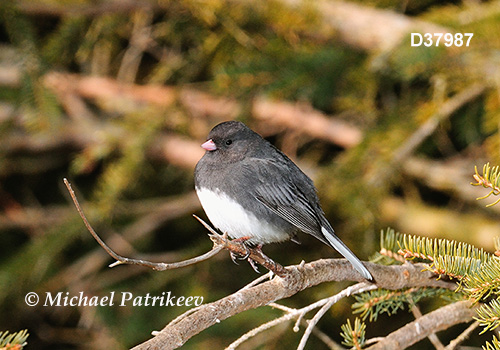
321 227 373 281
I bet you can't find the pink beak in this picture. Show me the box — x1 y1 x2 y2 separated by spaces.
201 139 217 151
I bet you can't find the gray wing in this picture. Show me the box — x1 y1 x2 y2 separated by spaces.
248 158 328 242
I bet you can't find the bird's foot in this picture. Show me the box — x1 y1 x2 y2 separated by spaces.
229 236 253 264
246 244 263 273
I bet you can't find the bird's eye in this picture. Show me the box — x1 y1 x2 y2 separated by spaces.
225 139 233 146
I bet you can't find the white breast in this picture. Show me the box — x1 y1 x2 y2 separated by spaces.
195 187 289 244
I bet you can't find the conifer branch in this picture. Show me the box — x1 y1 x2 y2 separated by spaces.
352 287 449 322
472 163 500 207
475 299 500 333
379 228 493 281
340 318 366 349
0 330 29 350
483 335 500 350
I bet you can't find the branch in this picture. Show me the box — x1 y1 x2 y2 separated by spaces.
131 261 455 350
64 180 461 350
365 300 478 350
252 97 362 148
226 282 377 350
63 178 223 270
444 321 479 350
296 283 378 350
195 215 288 277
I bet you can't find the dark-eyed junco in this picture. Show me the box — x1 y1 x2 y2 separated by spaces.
194 121 373 281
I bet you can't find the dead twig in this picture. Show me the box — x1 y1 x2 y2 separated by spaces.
226 282 377 350
63 178 223 270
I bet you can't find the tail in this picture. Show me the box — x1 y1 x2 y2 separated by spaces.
321 227 373 281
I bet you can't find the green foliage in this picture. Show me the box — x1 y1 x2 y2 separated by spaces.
359 218 500 343
375 227 493 282
340 318 366 349
371 227 406 264
0 330 29 349
484 335 500 350
352 287 448 322
476 299 500 334
399 233 490 279
472 163 500 207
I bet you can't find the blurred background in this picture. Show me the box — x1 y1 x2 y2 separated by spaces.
0 0 499 349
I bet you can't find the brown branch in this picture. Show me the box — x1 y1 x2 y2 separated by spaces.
410 304 445 350
365 300 478 350
63 176 459 350
63 178 223 271
194 215 288 277
43 72 177 108
444 321 479 350
130 261 455 350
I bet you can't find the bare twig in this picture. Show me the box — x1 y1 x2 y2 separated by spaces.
297 283 377 350
225 283 376 350
444 320 480 350
64 177 289 277
63 178 223 270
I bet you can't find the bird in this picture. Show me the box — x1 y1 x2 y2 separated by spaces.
194 121 373 281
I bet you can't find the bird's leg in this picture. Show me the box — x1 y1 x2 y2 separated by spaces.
229 236 252 263
247 244 263 273
226 237 286 276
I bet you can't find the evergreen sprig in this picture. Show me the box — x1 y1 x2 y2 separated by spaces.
374 228 407 264
475 299 500 334
376 223 500 339
472 163 500 207
352 287 448 322
0 330 29 349
399 233 490 280
340 318 366 349
463 259 500 301
483 335 500 350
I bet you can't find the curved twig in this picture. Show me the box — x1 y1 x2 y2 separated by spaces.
63 178 223 270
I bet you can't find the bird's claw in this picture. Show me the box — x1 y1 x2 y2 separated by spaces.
248 258 260 273
229 242 251 264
